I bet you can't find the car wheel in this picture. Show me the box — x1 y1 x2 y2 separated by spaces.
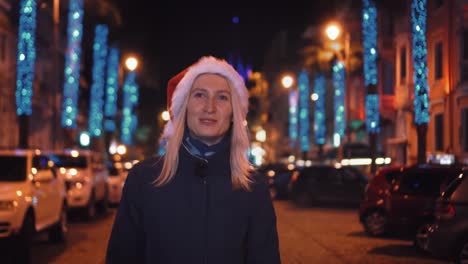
363 210 386 236
16 211 34 263
414 223 431 252
49 204 68 243
457 237 468 264
85 193 96 220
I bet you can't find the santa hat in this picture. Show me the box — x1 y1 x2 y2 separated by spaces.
162 56 249 140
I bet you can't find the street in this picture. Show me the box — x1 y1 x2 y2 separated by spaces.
24 201 451 264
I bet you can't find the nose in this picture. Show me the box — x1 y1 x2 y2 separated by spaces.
203 96 216 113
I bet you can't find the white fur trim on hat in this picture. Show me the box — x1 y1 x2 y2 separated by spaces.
162 56 248 140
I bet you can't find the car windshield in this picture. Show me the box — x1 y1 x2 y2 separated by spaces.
50 154 87 168
0 156 27 182
32 155 51 170
442 173 465 198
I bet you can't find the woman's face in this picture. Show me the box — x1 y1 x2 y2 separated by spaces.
186 73 233 146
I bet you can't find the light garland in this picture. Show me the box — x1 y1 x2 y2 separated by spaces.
333 62 346 139
362 0 380 133
88 25 109 137
298 69 310 152
313 75 326 145
15 0 37 116
288 88 298 148
104 47 120 132
61 0 83 128
411 0 430 124
121 72 139 145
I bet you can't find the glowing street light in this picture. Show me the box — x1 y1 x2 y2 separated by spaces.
125 56 138 71
255 128 266 143
281 75 294 89
161 110 170 121
325 23 341 41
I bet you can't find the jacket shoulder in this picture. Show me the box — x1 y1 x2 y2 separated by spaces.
126 156 164 184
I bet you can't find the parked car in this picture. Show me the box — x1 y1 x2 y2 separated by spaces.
0 150 68 253
359 165 404 235
257 163 299 199
106 162 127 205
359 164 462 243
426 169 468 263
49 149 109 219
290 165 369 207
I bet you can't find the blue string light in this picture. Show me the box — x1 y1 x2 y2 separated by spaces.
298 69 310 152
366 94 380 133
61 0 84 128
362 0 378 86
362 0 380 133
288 88 298 148
88 25 109 137
313 75 326 145
333 62 346 139
15 0 37 116
121 71 139 145
104 47 120 132
411 0 430 124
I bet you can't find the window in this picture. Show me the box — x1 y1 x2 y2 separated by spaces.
435 113 444 151
434 0 443 9
435 42 443 79
383 59 395 94
462 108 468 152
399 171 442 195
400 47 406 83
464 30 468 60
0 33 5 62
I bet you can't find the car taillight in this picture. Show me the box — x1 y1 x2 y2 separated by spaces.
291 171 299 183
435 201 455 220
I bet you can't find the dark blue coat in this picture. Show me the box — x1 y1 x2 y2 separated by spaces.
106 143 280 264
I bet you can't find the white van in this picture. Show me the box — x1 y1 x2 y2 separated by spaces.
0 149 67 248
49 149 109 219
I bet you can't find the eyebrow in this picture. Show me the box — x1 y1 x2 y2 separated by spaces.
191 87 231 94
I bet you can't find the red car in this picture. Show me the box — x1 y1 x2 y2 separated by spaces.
359 164 462 239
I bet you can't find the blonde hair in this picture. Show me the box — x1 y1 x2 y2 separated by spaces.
154 74 253 191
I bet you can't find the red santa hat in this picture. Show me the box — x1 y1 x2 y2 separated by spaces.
162 56 249 140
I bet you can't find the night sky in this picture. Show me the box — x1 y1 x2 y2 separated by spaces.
113 0 341 91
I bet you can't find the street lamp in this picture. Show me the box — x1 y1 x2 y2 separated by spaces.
281 75 294 89
325 24 340 41
125 56 138 71
161 110 170 122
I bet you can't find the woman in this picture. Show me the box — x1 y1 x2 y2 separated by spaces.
106 56 280 264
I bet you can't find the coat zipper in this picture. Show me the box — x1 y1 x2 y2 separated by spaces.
182 143 209 263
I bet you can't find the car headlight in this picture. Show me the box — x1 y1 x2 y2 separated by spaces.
0 200 17 211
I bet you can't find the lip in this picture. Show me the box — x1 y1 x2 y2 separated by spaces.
199 118 217 124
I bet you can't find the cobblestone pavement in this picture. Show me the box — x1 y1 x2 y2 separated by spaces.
24 201 452 264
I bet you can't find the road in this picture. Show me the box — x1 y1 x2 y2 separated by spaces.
21 201 452 264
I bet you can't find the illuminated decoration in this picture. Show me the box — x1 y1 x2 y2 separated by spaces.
15 0 37 116
61 0 84 128
362 0 380 133
333 62 346 139
411 0 430 124
288 88 298 148
362 0 378 86
365 95 380 133
313 75 326 145
104 47 120 132
121 72 139 145
298 69 310 152
88 25 109 137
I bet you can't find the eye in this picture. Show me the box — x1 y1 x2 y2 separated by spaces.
193 91 205 98
218 94 230 101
